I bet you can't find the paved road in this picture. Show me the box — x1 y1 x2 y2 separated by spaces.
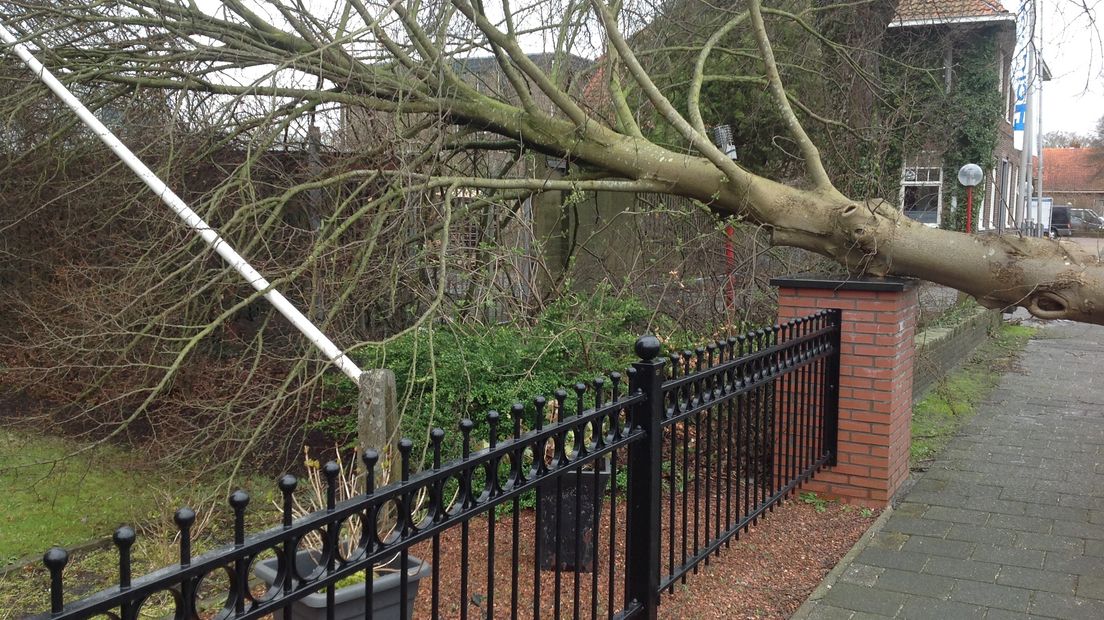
1067 236 1104 258
796 321 1104 619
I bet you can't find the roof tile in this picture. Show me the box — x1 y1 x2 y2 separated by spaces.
894 0 1010 23
1042 148 1104 192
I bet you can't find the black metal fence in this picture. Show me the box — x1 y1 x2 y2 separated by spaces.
30 310 841 620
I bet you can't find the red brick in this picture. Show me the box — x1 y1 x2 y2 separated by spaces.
863 300 904 312
839 420 872 433
838 441 872 455
845 311 878 323
826 485 871 499
842 332 875 345
814 471 851 485
840 376 873 389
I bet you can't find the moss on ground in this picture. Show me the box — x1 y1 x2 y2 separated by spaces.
911 323 1034 465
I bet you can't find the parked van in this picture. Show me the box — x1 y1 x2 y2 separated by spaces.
1071 208 1104 233
1050 206 1073 237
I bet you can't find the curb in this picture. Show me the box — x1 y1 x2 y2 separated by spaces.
789 504 895 620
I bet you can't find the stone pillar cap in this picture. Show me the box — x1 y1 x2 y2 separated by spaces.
770 273 918 292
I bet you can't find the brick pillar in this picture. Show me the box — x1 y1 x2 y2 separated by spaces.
771 275 919 507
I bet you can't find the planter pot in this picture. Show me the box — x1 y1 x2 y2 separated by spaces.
254 550 430 620
537 465 611 572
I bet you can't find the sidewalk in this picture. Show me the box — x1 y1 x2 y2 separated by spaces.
795 321 1104 619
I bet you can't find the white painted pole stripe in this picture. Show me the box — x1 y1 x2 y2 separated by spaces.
0 23 363 382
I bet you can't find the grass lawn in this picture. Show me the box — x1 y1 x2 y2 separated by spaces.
911 323 1035 464
0 430 280 616
0 431 170 564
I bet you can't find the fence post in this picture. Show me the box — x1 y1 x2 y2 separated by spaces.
626 335 665 619
823 309 842 466
358 369 400 485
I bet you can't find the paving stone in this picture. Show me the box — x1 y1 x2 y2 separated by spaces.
804 603 857 620
893 502 929 518
1042 551 1104 576
1029 591 1104 620
910 478 947 493
1075 574 1104 601
921 556 1000 583
922 506 990 526
904 491 965 507
946 523 1017 547
1024 502 1091 522
949 580 1032 612
839 564 884 587
869 531 909 551
979 609 1033 620
854 548 930 572
820 582 909 617
1083 539 1104 557
986 513 1053 534
967 498 1028 516
995 565 1076 594
881 516 952 538
897 595 984 619
1012 531 1085 554
1056 494 1104 511
999 487 1060 505
873 568 956 598
849 612 895 620
1051 519 1104 541
900 534 975 559
969 545 1045 569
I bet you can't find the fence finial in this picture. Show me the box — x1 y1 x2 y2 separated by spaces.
113 526 136 588
173 507 196 566
43 547 68 613
634 335 661 361
229 491 249 546
278 474 298 526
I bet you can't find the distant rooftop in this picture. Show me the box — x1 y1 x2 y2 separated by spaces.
1042 148 1104 192
890 0 1014 27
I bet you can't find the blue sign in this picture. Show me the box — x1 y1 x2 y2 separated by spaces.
1013 103 1027 131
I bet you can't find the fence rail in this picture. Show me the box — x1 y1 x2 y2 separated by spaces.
30 310 841 620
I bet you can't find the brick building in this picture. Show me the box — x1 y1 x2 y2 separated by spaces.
1040 147 1104 215
888 0 1024 231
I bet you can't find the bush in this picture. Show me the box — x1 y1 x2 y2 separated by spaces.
317 288 685 467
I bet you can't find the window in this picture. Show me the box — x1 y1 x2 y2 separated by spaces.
982 170 997 230
999 52 1011 123
900 165 943 226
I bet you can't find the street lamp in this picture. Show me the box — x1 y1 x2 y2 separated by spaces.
957 163 983 233
712 124 739 161
712 124 739 313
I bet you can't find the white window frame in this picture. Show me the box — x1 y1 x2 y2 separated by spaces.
900 163 943 227
999 52 1011 125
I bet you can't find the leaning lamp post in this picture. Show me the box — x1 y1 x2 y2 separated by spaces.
957 163 983 233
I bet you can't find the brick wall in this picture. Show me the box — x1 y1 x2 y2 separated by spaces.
772 275 919 507
913 308 1002 401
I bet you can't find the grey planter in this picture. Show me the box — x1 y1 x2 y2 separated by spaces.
253 550 430 620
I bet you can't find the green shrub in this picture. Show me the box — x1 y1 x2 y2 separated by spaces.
317 288 697 467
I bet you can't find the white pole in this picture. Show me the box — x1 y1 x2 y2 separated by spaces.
1035 4 1045 236
0 23 363 382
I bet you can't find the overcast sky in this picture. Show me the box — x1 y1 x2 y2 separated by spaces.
1033 0 1104 135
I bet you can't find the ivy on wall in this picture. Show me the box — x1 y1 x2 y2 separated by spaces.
878 27 1005 231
